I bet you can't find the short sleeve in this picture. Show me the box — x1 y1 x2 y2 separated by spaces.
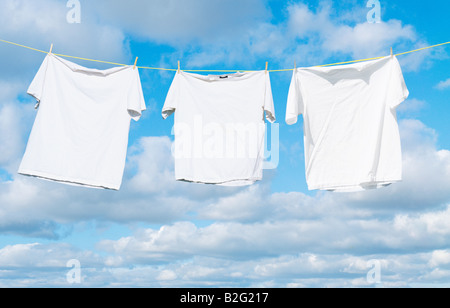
264 72 276 123
162 73 180 120
388 56 409 109
127 68 147 121
27 55 50 102
285 69 304 125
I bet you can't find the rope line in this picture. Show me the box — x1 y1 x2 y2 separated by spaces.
1 38 449 73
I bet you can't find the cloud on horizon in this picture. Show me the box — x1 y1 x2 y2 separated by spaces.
435 78 450 90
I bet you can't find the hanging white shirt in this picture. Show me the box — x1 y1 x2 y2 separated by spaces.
286 56 409 192
162 70 275 186
19 54 146 190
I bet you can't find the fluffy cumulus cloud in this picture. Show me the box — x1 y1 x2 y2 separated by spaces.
0 242 106 287
195 0 421 69
97 205 450 263
0 0 433 71
87 0 270 45
1 244 450 287
80 0 426 70
0 104 30 170
283 1 436 72
0 0 127 82
435 78 450 90
397 98 427 115
287 2 417 57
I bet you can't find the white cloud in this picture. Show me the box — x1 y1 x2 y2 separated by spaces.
0 242 102 272
156 269 177 281
0 104 27 169
74 0 426 71
199 184 273 222
0 0 435 72
119 205 450 262
395 208 450 237
125 136 176 194
429 250 450 267
97 203 450 265
0 81 25 103
87 0 270 46
87 211 446 287
284 2 426 72
435 78 450 90
0 242 110 287
0 0 128 80
325 20 416 57
1 241 450 287
0 101 37 178
397 98 427 114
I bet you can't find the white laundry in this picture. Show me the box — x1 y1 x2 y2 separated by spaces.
162 70 275 186
19 54 146 190
286 56 409 192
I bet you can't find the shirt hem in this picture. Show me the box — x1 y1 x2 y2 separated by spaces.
175 176 262 187
18 169 121 191
308 178 402 192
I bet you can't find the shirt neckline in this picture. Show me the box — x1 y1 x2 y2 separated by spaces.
180 70 263 82
48 53 132 76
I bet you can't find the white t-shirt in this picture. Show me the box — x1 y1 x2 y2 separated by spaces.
286 56 409 192
162 71 275 186
19 54 146 190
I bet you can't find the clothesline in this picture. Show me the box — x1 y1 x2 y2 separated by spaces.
0 38 449 73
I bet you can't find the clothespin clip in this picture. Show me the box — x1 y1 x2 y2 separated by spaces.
178 61 181 74
390 47 393 57
294 60 297 71
265 62 268 74
49 43 53 54
133 57 138 70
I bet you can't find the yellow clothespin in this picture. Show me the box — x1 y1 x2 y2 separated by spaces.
265 62 268 74
178 61 181 74
133 57 138 70
49 43 53 54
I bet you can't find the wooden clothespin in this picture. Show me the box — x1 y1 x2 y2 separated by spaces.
178 61 181 74
133 57 138 70
49 43 53 54
265 62 268 74
294 60 297 71
390 47 393 57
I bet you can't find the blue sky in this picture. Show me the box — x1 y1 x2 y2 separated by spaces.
0 0 449 287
